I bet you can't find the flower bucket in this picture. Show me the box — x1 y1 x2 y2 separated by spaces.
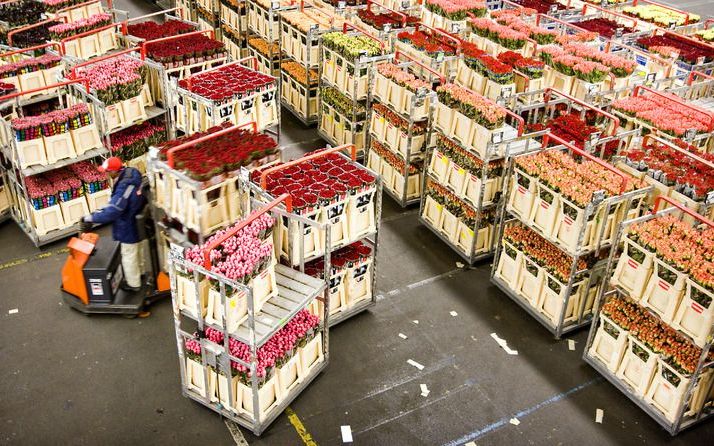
388 81 404 113
571 79 603 101
616 335 659 397
59 195 89 226
320 195 350 249
346 255 373 306
367 149 383 175
299 332 324 378
392 169 421 201
185 357 207 397
483 79 514 102
507 168 536 221
31 205 65 235
495 239 523 289
641 257 687 323
208 370 233 410
422 195 443 228
434 101 453 134
538 272 585 327
70 123 102 156
588 314 629 373
176 275 209 318
645 360 714 423
456 221 490 257
18 71 46 96
205 287 248 332
86 188 111 212
370 112 386 142
402 89 428 120
43 132 77 164
446 160 468 196
277 353 303 396
398 131 426 159
450 110 474 146
612 236 654 300
438 207 460 243
518 256 545 307
236 374 281 421
347 187 376 240
529 182 561 237
463 174 498 207
428 149 450 183
455 60 473 90
384 120 400 151
672 278 714 348
16 138 48 169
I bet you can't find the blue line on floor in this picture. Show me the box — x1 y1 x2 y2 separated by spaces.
443 377 603 446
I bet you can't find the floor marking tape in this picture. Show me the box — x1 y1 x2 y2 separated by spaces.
0 248 68 272
381 268 464 300
224 420 249 446
442 377 603 446
285 406 318 446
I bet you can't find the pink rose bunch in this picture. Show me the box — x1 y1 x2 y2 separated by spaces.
492 9 558 45
77 56 145 105
573 60 610 83
48 13 112 40
469 17 529 50
376 63 431 93
555 31 598 45
0 54 62 79
611 93 712 137
424 0 486 21
562 43 635 77
437 83 506 129
183 214 275 284
69 160 108 185
43 0 87 13
184 337 202 361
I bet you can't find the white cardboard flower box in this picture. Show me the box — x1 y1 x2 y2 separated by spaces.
463 174 498 207
18 71 46 96
277 353 303 396
79 34 100 60
422 195 442 228
346 255 372 306
571 78 603 101
43 132 76 164
70 123 102 155
209 370 233 410
392 169 421 201
299 332 324 379
370 112 386 142
616 335 659 396
97 28 118 54
16 138 47 169
554 198 618 253
86 188 111 212
507 169 536 220
672 278 714 348
589 314 629 373
367 149 382 175
176 274 210 318
320 196 350 249
30 204 64 236
456 222 490 256
483 79 514 102
280 206 323 266
397 131 425 158
387 80 404 112
347 187 376 241
434 101 454 134
645 359 714 422
450 109 474 146
374 71 391 103
495 240 522 289
641 257 687 324
235 374 281 420
105 102 124 132
428 149 450 183
446 160 468 196
538 273 585 326
59 195 89 226
121 96 147 125
518 256 545 307
185 357 207 398
612 236 654 300
402 89 429 120
529 183 560 237
438 207 460 243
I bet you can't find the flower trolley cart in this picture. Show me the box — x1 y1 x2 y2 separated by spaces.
0 79 111 247
367 50 440 206
583 197 714 435
491 133 651 337
168 194 330 436
253 144 382 325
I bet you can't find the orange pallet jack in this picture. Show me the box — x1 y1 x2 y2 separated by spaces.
61 207 170 317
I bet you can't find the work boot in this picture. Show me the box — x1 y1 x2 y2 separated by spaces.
120 282 142 293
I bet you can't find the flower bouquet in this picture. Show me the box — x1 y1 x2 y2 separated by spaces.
436 82 506 129
126 19 196 40
282 61 318 87
0 54 62 79
370 138 422 200
110 121 166 162
468 18 529 51
321 86 365 119
177 63 274 104
505 0 563 14
573 18 635 39
396 29 460 58
611 93 712 137
695 29 714 43
43 0 92 14
374 63 431 118
0 0 45 30
461 42 514 86
25 174 58 210
492 9 558 46
248 36 280 60
424 0 486 21
69 160 109 194
636 34 714 65
146 34 226 68
5 20 61 48
356 8 419 32
48 13 112 40
322 32 382 61
45 168 84 202
573 60 610 83
623 5 699 27
79 56 145 105
498 51 544 79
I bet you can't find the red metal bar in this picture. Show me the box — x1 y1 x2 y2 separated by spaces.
141 29 214 60
202 194 292 269
7 18 67 46
633 85 714 132
662 29 714 53
688 70 714 85
394 50 446 84
167 122 258 168
0 42 60 58
543 88 620 136
642 134 714 170
0 78 90 101
546 133 629 194
653 196 714 227
126 6 181 24
367 0 407 28
417 22 462 55
632 0 692 26
260 144 357 189
342 21 385 50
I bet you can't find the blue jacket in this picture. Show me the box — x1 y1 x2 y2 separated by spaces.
86 167 145 243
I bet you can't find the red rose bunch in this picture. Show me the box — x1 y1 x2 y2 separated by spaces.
126 19 196 41
145 34 226 67
177 63 274 103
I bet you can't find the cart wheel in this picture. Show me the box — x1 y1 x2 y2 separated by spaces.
123 314 138 319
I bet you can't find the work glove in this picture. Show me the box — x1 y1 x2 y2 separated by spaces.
79 216 94 233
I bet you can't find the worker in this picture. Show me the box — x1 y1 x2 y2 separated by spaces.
80 157 146 292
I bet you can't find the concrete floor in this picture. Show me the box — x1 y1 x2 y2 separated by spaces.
2 1 714 444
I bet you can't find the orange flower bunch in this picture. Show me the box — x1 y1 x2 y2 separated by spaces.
282 61 318 86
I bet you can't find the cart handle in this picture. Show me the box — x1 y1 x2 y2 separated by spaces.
7 18 67 47
653 196 714 226
642 134 714 170
580 3 638 30
68 47 144 80
633 85 714 132
367 0 407 28
535 13 598 37
394 50 445 84
662 29 714 53
141 29 214 60
166 122 258 168
688 70 714 85
632 0 692 26
543 88 620 136
417 22 461 55
260 144 356 189
59 22 123 55
546 133 629 194
0 42 60 59
202 194 292 269
0 78 90 102
57 0 105 15
604 41 673 77
126 6 181 24
342 22 385 50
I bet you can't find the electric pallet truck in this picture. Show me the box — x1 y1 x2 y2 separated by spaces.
60 201 171 317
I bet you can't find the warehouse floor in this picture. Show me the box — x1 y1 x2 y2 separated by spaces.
2 1 714 445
